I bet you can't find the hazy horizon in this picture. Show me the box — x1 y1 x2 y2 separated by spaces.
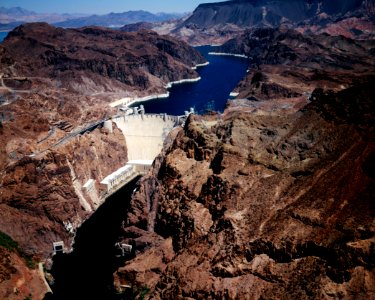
1 0 227 14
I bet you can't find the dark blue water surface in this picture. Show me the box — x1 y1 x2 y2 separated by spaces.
46 177 140 300
133 46 248 115
0 32 8 43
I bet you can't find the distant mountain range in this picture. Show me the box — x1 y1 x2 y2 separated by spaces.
53 10 184 28
0 6 87 24
0 6 184 31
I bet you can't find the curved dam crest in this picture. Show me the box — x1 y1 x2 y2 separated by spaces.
112 114 177 161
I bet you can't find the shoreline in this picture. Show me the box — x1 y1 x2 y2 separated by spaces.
229 92 239 98
110 77 201 108
109 61 208 108
192 61 209 70
164 76 201 89
208 52 248 59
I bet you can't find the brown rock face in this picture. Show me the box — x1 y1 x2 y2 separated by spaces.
1 22 205 96
217 28 375 112
145 0 375 45
116 80 375 298
0 125 128 257
0 246 48 300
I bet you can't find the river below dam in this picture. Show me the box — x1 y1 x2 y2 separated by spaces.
45 177 140 300
45 46 249 299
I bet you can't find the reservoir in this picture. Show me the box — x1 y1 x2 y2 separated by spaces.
132 45 249 115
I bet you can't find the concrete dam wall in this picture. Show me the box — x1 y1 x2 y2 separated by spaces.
113 114 177 161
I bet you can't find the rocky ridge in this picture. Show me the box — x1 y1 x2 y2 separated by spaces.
218 27 375 103
115 84 375 299
140 0 375 45
1 22 205 97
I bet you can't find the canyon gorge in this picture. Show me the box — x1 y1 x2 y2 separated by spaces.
0 0 374 299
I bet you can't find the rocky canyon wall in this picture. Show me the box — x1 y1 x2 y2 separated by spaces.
115 81 375 300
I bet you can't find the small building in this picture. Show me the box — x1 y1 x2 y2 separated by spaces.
100 164 134 193
115 242 133 257
83 179 95 193
53 241 65 255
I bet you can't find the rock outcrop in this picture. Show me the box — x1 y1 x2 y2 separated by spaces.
218 27 375 103
1 22 205 97
0 245 48 300
115 81 375 300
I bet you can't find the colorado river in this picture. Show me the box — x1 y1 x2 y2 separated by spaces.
45 177 140 300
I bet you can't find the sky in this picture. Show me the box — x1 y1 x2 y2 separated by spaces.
1 0 226 14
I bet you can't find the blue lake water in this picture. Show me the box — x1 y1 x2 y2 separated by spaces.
132 46 249 115
0 32 9 43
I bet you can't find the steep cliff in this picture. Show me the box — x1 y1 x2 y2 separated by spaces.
115 81 375 300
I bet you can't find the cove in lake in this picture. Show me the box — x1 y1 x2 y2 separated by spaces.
131 45 249 115
0 32 9 43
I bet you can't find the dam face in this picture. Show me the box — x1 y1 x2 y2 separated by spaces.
113 114 177 161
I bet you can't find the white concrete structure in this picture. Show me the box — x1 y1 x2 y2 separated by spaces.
83 179 95 192
208 52 249 59
100 160 153 195
103 120 113 133
115 242 133 256
113 114 177 161
100 165 134 192
53 241 65 255
97 111 181 197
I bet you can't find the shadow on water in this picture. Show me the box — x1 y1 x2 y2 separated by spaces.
45 177 140 300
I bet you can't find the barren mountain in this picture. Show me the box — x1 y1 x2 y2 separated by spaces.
217 27 375 100
147 0 375 45
53 11 184 29
1 22 205 97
